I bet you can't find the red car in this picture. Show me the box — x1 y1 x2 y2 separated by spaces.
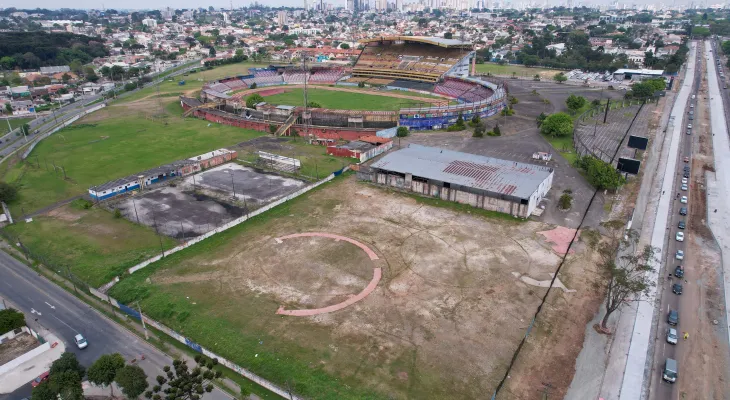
684 156 690 163
31 371 49 388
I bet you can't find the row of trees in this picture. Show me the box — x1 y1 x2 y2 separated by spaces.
32 351 229 400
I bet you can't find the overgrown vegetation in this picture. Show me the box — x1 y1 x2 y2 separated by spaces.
0 31 108 69
576 155 626 190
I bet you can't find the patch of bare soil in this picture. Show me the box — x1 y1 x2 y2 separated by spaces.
46 205 84 222
148 177 601 399
500 239 604 400
0 333 39 365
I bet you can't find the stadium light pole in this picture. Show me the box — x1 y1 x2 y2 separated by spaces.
229 170 236 198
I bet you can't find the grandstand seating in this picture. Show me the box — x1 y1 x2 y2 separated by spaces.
243 71 284 86
309 68 345 83
209 82 232 93
282 71 309 84
353 42 468 83
223 80 247 90
433 78 493 103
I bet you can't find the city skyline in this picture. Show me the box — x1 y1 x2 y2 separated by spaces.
0 0 714 11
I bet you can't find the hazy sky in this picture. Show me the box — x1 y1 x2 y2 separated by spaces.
1 0 322 10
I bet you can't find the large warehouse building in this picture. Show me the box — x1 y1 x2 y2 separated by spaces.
361 145 553 218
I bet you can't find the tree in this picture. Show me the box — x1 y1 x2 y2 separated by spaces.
110 65 125 80
115 365 149 399
565 94 587 114
31 381 56 400
0 308 25 333
4 103 12 115
553 72 567 83
340 43 350 49
209 47 216 57
88 353 125 396
246 93 264 108
51 352 86 378
61 73 72 83
493 124 501 136
357 81 365 88
536 112 548 127
307 101 321 108
49 370 84 400
444 32 453 39
540 112 573 137
396 126 409 137
558 192 572 210
0 56 16 70
592 220 658 332
576 155 626 190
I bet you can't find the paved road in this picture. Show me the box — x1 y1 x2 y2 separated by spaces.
643 41 703 400
0 250 231 400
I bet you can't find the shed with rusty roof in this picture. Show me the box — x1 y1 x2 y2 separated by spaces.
364 144 553 217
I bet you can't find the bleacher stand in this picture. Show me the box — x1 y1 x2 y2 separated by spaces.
223 80 247 90
209 82 232 93
389 79 435 92
283 71 309 84
243 69 284 86
309 68 345 84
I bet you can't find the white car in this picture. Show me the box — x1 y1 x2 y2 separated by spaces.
676 250 684 260
690 103 694 108
682 177 688 184
676 232 685 242
687 124 692 129
74 334 88 349
667 327 678 345
680 196 688 204
681 184 688 191
692 94 696 99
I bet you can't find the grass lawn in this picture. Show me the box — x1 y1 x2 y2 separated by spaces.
543 134 578 165
108 174 385 400
1 117 33 135
5 100 265 214
118 62 272 104
475 63 559 78
237 137 348 179
261 88 424 111
4 201 177 287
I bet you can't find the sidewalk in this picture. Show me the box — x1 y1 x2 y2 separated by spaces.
565 55 686 400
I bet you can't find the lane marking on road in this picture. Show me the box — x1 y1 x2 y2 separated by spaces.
52 314 78 333
45 301 56 309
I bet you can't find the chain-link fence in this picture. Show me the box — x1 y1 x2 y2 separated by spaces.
0 229 90 294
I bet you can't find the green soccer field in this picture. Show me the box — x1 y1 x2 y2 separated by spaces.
260 88 428 111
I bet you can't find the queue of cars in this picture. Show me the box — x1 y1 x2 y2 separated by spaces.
663 95 698 385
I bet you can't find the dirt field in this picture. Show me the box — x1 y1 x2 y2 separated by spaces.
0 333 39 366
109 176 604 400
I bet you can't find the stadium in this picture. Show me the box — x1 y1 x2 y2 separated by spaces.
181 36 508 139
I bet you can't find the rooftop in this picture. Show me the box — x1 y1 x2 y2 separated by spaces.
613 68 664 76
370 145 553 199
359 36 472 48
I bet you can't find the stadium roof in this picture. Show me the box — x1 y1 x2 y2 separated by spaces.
359 36 472 48
613 68 664 76
370 145 553 200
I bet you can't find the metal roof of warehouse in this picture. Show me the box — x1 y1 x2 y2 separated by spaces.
370 145 553 199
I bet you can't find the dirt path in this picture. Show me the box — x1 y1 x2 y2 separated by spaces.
229 84 448 104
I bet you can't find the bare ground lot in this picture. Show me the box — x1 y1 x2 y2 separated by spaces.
111 164 306 239
0 333 39 366
109 176 603 400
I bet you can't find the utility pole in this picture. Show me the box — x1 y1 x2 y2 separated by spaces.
151 211 165 257
136 301 149 340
